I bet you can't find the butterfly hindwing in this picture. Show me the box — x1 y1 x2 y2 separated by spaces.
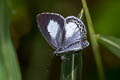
62 16 89 52
37 13 65 49
55 40 89 54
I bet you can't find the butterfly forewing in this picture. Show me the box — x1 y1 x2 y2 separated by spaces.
37 13 65 49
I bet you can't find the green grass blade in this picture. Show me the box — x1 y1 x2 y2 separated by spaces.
81 0 105 80
97 35 120 58
61 53 82 80
74 53 82 80
78 8 84 19
61 54 73 80
0 0 22 80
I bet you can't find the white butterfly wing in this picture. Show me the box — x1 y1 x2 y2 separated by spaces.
63 16 89 51
37 13 65 49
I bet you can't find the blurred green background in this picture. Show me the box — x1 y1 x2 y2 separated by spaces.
7 0 120 80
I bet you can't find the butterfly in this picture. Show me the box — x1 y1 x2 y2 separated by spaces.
37 13 89 56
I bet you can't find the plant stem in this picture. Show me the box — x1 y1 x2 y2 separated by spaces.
61 53 82 80
81 0 105 80
71 54 75 80
61 54 72 80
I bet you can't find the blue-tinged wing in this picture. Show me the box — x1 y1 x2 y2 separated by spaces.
59 16 89 54
54 41 89 55
37 13 65 49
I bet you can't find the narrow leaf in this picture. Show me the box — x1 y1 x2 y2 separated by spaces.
97 35 120 58
0 0 22 80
